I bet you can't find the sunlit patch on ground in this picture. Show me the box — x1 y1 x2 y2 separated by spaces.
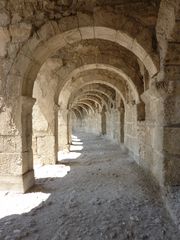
72 141 83 145
0 158 73 219
58 151 82 161
0 163 72 219
0 163 71 219
72 135 82 142
58 135 83 161
34 164 71 178
0 192 50 219
70 145 83 151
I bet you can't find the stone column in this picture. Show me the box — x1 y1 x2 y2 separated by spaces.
162 81 180 186
94 109 101 134
106 108 116 140
32 102 58 166
0 96 35 193
112 108 120 142
140 84 167 186
105 110 110 138
67 110 72 145
119 105 125 144
58 108 69 151
52 103 59 164
101 107 107 135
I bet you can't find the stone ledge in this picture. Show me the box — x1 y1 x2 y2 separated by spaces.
0 170 35 193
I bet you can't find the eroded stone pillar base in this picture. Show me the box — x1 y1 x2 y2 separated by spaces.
0 170 35 193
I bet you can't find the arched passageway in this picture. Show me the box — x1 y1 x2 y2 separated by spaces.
0 0 180 238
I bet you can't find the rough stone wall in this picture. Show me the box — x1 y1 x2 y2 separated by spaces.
138 0 180 186
106 109 119 142
58 109 69 151
75 111 102 135
32 58 61 165
124 104 139 161
158 0 180 186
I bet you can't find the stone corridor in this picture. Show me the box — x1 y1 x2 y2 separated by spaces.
0 0 180 239
0 132 179 240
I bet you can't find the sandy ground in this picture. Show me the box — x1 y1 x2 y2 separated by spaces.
0 132 179 240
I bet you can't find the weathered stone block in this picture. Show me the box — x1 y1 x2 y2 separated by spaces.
166 43 180 65
36 135 56 164
94 27 117 42
0 170 34 193
77 12 94 28
33 103 49 133
152 126 163 152
79 27 94 40
165 154 180 186
59 15 78 32
0 10 10 26
37 21 59 41
164 127 180 155
0 153 22 175
0 27 10 57
63 29 82 44
10 23 32 42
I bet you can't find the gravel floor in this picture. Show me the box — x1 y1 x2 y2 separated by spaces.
0 132 179 240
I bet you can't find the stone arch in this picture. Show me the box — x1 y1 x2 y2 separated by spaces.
72 101 95 113
59 71 129 145
4 21 151 180
56 63 140 104
119 100 125 144
6 15 159 99
69 84 115 105
101 105 107 135
72 106 86 116
73 97 103 111
57 67 130 151
72 92 108 110
71 108 82 118
59 76 127 109
0 6 160 192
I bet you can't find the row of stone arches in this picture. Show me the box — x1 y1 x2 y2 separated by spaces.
0 0 179 192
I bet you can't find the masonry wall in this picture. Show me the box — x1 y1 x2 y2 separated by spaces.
32 59 60 165
125 105 140 161
137 95 165 186
72 111 102 135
